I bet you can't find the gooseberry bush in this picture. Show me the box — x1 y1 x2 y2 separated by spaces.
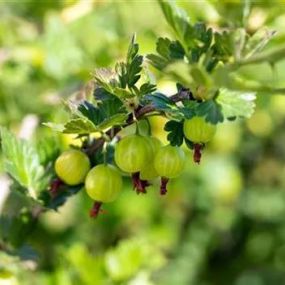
1 0 285 242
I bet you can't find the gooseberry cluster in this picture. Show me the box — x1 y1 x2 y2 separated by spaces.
52 115 217 218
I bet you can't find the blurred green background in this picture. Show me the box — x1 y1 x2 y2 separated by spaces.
1 1 285 285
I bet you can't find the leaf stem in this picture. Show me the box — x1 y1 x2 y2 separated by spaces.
237 46 285 66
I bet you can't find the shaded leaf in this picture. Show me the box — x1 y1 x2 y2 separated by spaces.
78 101 104 125
196 100 224 124
164 120 184 146
144 93 174 110
41 185 83 210
169 40 185 59
139 83 157 96
146 54 168 71
157 37 172 59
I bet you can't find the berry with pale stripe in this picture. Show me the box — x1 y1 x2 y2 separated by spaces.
154 145 185 195
55 149 90 186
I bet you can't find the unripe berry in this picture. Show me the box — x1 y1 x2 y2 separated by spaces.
114 134 152 173
55 149 90 185
154 145 185 179
140 136 162 180
85 164 122 203
183 116 216 143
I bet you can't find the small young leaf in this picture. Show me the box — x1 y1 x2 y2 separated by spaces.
164 120 184 146
93 68 118 94
127 54 143 87
121 35 144 88
63 118 98 134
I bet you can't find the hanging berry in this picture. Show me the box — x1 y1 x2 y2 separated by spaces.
85 164 122 218
55 149 90 186
183 116 217 163
154 145 186 195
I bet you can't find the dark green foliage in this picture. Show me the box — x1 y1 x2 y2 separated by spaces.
164 120 184 146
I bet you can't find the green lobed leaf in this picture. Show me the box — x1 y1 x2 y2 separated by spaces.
0 128 45 199
126 34 139 64
164 120 184 146
216 88 256 120
127 54 143 87
98 113 128 131
63 118 98 134
156 37 172 59
157 0 191 47
146 54 169 71
78 101 104 125
147 37 185 70
143 93 183 119
93 68 118 94
211 31 233 62
144 93 174 110
41 184 83 210
169 40 185 59
46 91 128 135
113 87 134 99
139 83 157 96
196 100 224 124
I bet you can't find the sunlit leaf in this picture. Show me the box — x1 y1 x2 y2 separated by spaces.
0 128 45 199
217 88 256 120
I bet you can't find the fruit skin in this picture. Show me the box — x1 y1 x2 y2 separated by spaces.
154 145 185 178
55 149 90 185
114 134 152 173
85 164 122 203
183 116 217 143
140 137 162 180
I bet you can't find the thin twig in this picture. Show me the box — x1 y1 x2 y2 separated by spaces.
86 88 192 155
